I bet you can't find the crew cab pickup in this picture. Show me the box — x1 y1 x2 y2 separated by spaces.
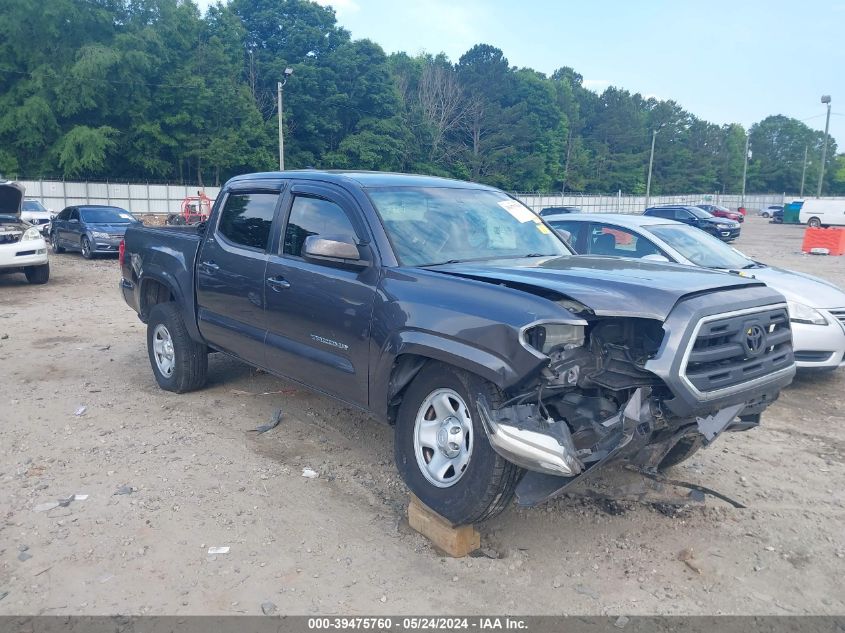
120 171 795 524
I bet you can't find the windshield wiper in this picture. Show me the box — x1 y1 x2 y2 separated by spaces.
741 262 761 269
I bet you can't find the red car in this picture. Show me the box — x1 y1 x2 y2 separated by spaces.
697 204 744 223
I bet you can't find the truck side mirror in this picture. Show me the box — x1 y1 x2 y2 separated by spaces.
303 235 367 268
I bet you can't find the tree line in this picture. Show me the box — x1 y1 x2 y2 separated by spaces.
1 0 842 194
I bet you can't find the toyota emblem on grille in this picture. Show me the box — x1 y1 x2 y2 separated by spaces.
744 324 766 355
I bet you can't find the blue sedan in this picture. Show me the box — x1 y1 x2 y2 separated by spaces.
50 205 141 259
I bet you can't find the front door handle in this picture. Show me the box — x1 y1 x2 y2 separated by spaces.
266 276 291 291
199 260 219 273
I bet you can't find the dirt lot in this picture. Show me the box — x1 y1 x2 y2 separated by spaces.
1 217 843 616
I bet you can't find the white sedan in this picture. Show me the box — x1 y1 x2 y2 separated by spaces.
0 181 50 284
545 212 845 371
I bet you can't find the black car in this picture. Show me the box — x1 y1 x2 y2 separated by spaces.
643 205 741 241
119 170 794 524
539 206 581 217
50 205 141 259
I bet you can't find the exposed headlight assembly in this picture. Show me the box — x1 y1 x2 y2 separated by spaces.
787 300 828 326
523 323 585 355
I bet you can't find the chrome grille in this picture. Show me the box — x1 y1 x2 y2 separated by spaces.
683 306 793 393
830 309 845 328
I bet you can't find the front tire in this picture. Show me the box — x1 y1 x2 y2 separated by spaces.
51 232 65 253
24 263 50 284
81 236 94 259
394 362 521 525
146 302 208 393
761 212 770 218
807 217 822 228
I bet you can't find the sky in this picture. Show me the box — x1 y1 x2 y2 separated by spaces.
199 0 845 148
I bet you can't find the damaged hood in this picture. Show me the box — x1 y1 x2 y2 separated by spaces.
427 255 765 320
0 181 24 220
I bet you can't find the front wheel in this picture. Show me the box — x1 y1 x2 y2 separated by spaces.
81 236 94 259
394 362 521 525
761 212 770 218
146 302 208 393
24 263 49 284
51 232 65 253
807 217 822 228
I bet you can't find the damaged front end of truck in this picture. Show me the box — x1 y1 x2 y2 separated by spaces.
473 289 796 506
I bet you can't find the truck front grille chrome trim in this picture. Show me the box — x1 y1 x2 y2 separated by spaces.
680 304 794 400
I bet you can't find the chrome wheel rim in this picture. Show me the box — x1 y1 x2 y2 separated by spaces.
413 388 473 488
152 324 176 377
82 238 90 257
52 234 59 250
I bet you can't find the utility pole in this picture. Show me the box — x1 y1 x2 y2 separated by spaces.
645 129 657 209
816 95 832 197
741 133 750 208
278 67 294 171
800 145 808 197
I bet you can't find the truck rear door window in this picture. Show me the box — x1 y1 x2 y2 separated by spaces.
283 196 358 257
217 192 278 250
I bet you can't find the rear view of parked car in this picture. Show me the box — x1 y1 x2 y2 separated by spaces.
50 205 140 259
643 205 740 241
0 181 50 284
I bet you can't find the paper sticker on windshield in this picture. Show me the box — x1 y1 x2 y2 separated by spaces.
498 199 536 223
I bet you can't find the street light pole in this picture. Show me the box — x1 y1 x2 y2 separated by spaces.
741 133 750 208
277 67 294 171
816 95 832 197
645 129 657 209
800 145 808 197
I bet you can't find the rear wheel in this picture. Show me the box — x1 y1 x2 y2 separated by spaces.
81 236 94 259
394 362 521 525
761 212 770 218
24 263 49 284
807 217 822 228
146 302 208 393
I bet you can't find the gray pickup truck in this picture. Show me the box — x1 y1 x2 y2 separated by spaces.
120 171 795 524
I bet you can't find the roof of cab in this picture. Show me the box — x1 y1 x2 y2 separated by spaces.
225 170 498 190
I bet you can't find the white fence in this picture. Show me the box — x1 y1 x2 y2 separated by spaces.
16 178 845 217
17 179 221 215
512 192 826 214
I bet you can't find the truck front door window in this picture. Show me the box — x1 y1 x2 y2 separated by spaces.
283 196 358 257
217 192 277 250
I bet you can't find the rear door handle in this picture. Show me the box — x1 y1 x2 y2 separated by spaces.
266 276 291 291
199 260 219 272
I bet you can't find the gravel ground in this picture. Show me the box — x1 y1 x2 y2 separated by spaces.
0 216 843 616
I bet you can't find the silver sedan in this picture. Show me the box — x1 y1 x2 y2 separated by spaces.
545 213 845 371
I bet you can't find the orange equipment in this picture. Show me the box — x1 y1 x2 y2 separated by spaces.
801 227 845 256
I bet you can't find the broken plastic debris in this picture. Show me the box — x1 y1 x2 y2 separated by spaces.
208 546 230 555
251 409 283 434
74 406 87 416
114 485 133 496
614 616 629 629
301 468 318 479
261 601 277 615
74 494 89 501
33 501 59 513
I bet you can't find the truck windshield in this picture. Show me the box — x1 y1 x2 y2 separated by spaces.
647 224 755 269
367 187 569 266
80 207 135 223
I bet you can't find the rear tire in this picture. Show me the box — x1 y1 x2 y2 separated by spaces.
761 212 770 218
81 236 94 259
807 217 822 228
394 362 521 525
24 263 49 284
146 302 208 393
658 435 704 470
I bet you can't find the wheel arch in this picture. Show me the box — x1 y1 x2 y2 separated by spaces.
375 331 527 424
137 272 203 342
